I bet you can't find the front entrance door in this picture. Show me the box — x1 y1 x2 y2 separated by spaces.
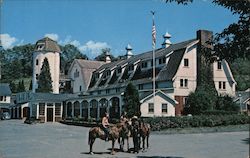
47 108 53 122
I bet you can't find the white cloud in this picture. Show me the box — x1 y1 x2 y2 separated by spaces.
44 33 59 41
79 40 110 58
0 34 18 49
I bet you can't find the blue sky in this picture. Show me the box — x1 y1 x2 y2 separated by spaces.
1 0 238 59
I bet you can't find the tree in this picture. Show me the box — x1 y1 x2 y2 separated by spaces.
216 95 239 112
17 80 25 92
166 0 250 61
184 84 217 115
29 80 32 90
36 58 53 93
60 44 88 75
123 82 141 118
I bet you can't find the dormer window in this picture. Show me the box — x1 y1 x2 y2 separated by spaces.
142 62 148 68
37 44 44 50
217 61 222 70
117 68 122 74
159 58 162 65
184 58 189 67
128 65 134 71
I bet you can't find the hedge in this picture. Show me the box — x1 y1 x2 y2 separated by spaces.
143 114 250 131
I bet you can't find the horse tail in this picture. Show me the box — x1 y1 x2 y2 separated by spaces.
88 130 91 145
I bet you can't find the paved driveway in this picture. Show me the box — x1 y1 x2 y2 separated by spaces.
0 120 249 158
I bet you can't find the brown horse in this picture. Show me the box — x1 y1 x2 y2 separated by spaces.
118 120 132 152
88 122 128 155
139 121 150 150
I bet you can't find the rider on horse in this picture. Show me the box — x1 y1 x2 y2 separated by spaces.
101 112 110 141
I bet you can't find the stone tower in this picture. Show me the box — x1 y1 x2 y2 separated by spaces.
32 37 61 93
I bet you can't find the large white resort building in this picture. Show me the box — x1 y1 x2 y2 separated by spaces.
14 30 236 122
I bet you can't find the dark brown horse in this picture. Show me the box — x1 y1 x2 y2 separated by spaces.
88 122 128 155
139 121 150 150
118 120 132 152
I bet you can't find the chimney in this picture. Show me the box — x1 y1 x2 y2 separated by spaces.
196 30 214 86
162 32 171 48
125 44 133 59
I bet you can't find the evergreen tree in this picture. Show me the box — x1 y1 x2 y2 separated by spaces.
36 58 53 93
123 82 141 118
29 80 32 90
16 80 25 92
9 81 17 93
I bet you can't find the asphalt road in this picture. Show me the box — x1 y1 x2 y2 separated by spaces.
0 120 249 158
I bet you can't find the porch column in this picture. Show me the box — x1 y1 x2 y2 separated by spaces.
71 103 74 117
80 102 83 118
36 104 39 119
88 101 90 120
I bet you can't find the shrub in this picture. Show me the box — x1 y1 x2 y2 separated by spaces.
143 114 249 131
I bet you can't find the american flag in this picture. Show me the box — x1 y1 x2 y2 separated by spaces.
152 19 156 47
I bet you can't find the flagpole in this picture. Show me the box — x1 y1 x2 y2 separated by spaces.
151 11 156 109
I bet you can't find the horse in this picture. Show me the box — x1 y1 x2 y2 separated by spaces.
131 118 150 152
88 122 128 155
118 119 132 152
139 121 150 150
131 118 141 153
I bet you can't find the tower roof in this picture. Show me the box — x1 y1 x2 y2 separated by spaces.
35 37 61 52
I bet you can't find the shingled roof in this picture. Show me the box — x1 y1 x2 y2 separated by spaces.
0 83 12 96
35 37 61 52
88 38 198 90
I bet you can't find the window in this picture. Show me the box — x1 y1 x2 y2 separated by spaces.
79 86 82 92
32 104 37 117
162 104 168 113
180 79 188 88
39 103 45 115
36 74 39 80
148 103 154 113
159 58 162 65
36 59 39 65
139 84 144 90
142 62 148 68
128 65 134 71
184 58 189 67
117 68 122 74
106 89 110 94
116 88 120 93
0 96 4 101
55 103 61 116
223 82 226 89
183 97 189 107
162 57 166 64
217 61 222 70
74 69 79 78
219 81 226 90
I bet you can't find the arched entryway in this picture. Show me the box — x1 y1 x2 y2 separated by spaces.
81 100 88 120
66 102 72 117
73 101 80 118
99 98 108 118
90 99 98 119
109 97 120 119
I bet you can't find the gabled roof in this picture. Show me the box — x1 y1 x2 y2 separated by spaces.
76 59 105 69
140 90 178 105
0 83 12 96
35 37 61 52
